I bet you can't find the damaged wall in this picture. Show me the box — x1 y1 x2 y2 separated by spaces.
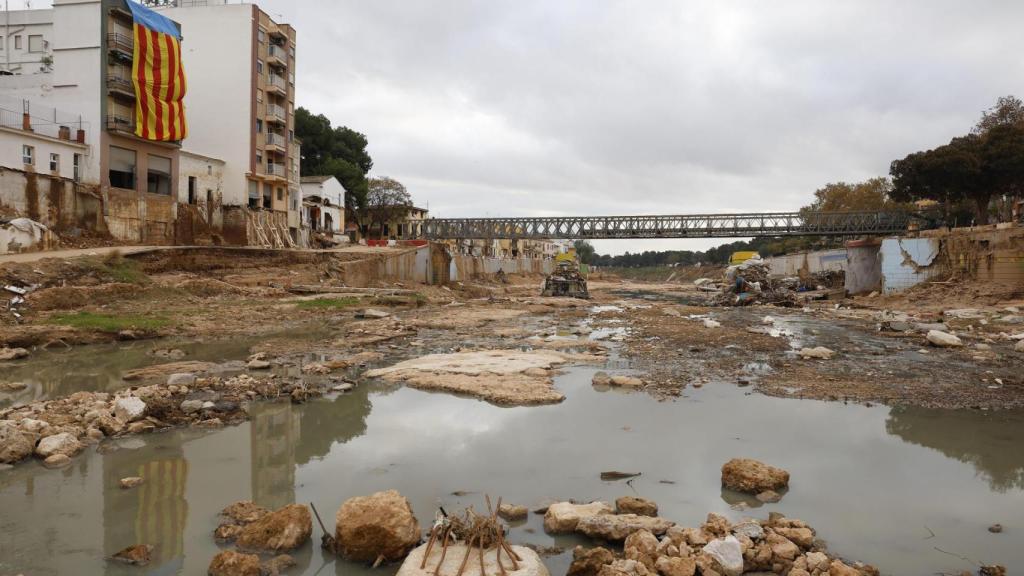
766 249 847 278
845 241 882 295
880 237 943 294
450 254 553 282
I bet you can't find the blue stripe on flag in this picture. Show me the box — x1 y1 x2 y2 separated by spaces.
127 0 182 39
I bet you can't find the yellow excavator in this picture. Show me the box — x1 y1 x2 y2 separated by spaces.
541 250 590 298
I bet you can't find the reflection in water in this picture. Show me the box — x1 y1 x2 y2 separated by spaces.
251 402 299 510
103 443 188 574
295 386 373 465
886 405 1024 491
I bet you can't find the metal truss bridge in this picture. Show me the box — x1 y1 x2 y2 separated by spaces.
416 211 924 240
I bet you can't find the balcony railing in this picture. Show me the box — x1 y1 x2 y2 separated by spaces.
268 44 287 66
266 163 287 177
266 73 287 92
106 114 135 133
107 67 135 97
265 103 286 122
264 132 286 149
107 33 133 57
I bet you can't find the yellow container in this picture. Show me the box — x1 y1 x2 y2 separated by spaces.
729 251 759 265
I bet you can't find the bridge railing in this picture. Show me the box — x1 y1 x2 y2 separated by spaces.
415 210 926 240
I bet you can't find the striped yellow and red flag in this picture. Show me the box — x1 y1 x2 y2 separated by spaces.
128 1 187 142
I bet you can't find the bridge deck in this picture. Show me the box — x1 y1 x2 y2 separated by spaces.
417 211 921 240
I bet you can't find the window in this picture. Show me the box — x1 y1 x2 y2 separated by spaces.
257 28 266 43
22 145 34 165
0 36 4 51
73 153 82 182
288 129 294 141
256 60 263 75
28 35 44 53
188 176 197 204
49 153 59 172
14 35 22 50
146 154 172 195
276 187 283 201
109 146 136 189
255 152 262 166
257 89 263 103
256 118 263 133
248 180 259 209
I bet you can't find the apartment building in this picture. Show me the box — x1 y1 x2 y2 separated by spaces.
1 8 54 75
0 0 186 244
153 0 301 242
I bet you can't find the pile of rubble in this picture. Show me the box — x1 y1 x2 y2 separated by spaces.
702 260 846 307
0 369 336 468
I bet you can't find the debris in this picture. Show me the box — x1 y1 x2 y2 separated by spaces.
988 523 1003 533
600 471 641 481
721 458 790 493
702 319 721 329
247 359 272 369
575 513 674 541
109 544 153 566
0 381 28 391
797 347 835 360
567 545 615 576
120 476 145 489
926 330 963 348
615 496 658 517
397 541 547 576
335 489 421 562
360 308 391 319
981 565 1007 576
166 373 196 386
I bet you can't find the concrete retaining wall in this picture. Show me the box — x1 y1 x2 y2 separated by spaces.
766 249 848 278
845 243 881 295
450 254 553 282
879 237 943 293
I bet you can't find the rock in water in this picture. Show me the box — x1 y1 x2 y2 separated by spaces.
35 432 83 459
336 490 421 562
702 535 743 576
575 514 674 541
114 397 147 422
221 501 270 524
927 330 963 347
0 347 29 361
247 359 272 370
398 542 549 576
109 544 153 566
543 501 614 533
498 503 529 521
721 458 790 493
797 346 835 359
0 420 36 464
120 477 145 489
43 454 71 468
654 556 696 576
236 504 312 552
567 545 615 576
209 550 262 576
615 496 658 517
261 554 297 576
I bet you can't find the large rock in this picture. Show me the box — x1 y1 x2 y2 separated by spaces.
654 556 696 576
35 432 83 459
0 347 29 361
567 546 615 576
598 559 649 576
927 330 963 347
616 496 658 517
236 504 311 552
544 501 614 533
336 490 421 562
498 503 529 521
114 397 147 422
397 542 548 576
0 420 35 464
109 544 153 566
721 458 789 493
575 514 674 541
167 373 196 386
208 550 262 576
702 535 744 576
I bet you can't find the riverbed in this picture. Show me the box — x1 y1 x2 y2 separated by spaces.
2 354 1021 575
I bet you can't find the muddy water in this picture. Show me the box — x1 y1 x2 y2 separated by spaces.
2 363 1022 575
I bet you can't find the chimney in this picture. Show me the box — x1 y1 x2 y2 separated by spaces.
59 126 71 140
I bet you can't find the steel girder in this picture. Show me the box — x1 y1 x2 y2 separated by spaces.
416 211 919 240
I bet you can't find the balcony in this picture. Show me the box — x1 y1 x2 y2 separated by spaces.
266 163 287 179
264 131 286 152
265 73 287 96
106 114 135 134
107 66 135 99
265 102 286 124
107 32 133 60
267 44 287 68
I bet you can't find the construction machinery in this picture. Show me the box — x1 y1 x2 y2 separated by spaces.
541 251 590 298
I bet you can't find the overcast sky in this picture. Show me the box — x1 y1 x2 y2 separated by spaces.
15 1 1024 254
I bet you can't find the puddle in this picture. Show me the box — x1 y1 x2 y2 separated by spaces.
1 365 1022 575
0 325 333 409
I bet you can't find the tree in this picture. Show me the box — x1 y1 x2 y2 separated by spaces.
973 95 1024 135
573 240 596 264
294 107 373 211
802 178 903 213
364 177 412 239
